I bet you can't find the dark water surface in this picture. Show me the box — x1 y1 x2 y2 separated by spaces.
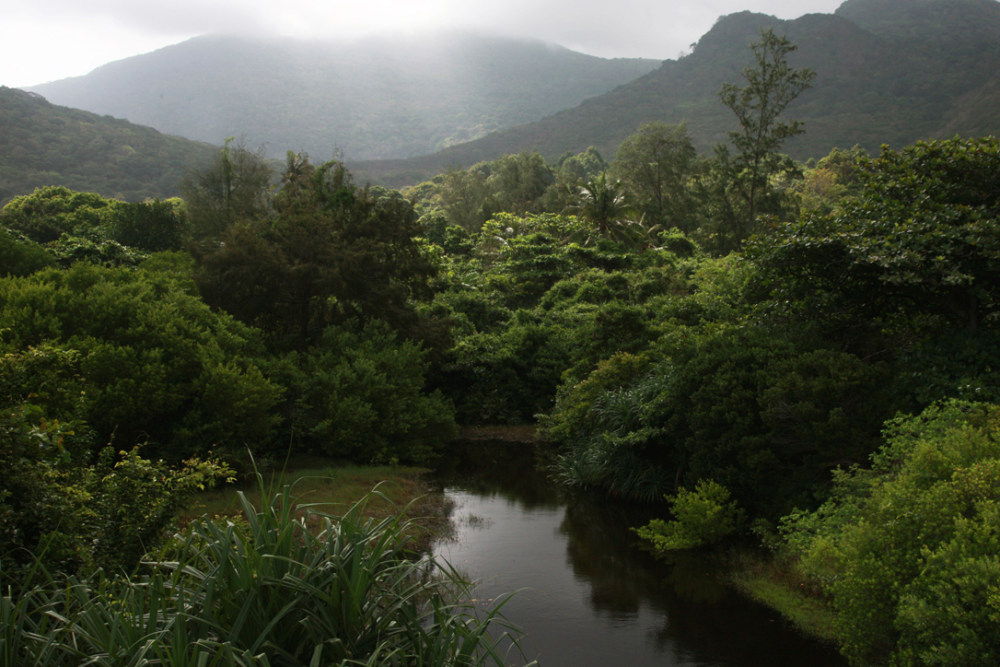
429 442 846 667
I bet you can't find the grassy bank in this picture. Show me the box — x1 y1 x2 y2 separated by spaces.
181 458 453 550
726 550 839 645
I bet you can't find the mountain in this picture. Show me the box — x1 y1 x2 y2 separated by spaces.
28 32 658 162
0 86 217 204
353 0 1000 186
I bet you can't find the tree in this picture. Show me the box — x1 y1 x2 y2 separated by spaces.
747 137 1000 373
575 171 630 235
438 165 490 231
0 186 117 243
197 157 442 352
110 198 187 251
181 138 273 241
611 122 697 231
781 400 1000 666
0 263 281 460
569 171 656 249
483 151 555 217
717 28 815 242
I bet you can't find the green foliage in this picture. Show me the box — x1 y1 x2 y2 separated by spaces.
429 212 689 425
710 28 815 248
0 186 117 243
0 187 190 270
197 158 442 353
0 263 281 460
0 227 53 276
181 139 274 241
1 485 526 665
548 323 893 513
0 401 233 585
747 136 1000 402
634 479 745 551
270 321 457 464
610 122 698 231
780 400 1000 666
110 198 187 251
788 146 868 214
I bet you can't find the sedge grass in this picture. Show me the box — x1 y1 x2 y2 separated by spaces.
1 478 529 666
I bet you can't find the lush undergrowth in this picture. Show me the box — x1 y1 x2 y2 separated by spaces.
1 482 527 666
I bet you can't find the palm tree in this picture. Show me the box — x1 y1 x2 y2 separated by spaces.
576 171 628 235
570 172 657 250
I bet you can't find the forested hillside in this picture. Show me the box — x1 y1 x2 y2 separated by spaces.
0 87 218 204
8 0 999 197
28 32 658 161
356 0 1000 185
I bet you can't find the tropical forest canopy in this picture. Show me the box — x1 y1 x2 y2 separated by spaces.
2 9 1000 666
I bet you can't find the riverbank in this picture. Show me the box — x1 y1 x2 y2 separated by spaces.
181 458 453 550
726 550 840 645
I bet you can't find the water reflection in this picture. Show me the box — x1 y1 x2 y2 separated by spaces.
430 441 845 666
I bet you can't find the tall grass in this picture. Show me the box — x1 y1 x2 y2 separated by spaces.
1 482 528 666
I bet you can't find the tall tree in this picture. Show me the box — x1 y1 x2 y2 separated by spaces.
717 28 815 244
181 138 273 241
611 122 697 232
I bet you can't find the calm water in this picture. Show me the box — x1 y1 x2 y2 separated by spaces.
429 442 846 667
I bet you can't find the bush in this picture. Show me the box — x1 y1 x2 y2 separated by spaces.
0 263 282 460
272 320 457 464
634 479 745 551
0 402 233 585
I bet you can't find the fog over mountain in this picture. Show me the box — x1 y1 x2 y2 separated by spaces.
353 0 1000 185
7 0 1000 196
29 32 659 161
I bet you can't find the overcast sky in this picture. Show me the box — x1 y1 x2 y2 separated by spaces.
2 0 846 88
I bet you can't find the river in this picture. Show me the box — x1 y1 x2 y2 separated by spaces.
428 441 846 666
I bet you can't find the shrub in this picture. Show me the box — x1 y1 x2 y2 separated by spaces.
634 479 745 552
271 321 457 464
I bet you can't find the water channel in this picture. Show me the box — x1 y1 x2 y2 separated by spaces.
428 441 847 667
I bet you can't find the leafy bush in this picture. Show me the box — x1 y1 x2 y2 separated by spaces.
0 402 233 585
271 321 457 464
0 186 117 243
548 326 892 513
0 263 282 460
634 479 745 551
0 228 53 276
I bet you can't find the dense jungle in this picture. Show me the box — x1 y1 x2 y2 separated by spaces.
2 24 1000 667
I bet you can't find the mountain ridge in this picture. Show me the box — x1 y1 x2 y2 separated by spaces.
351 0 1000 185
29 32 659 162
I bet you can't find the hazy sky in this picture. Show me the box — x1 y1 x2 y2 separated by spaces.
2 0 846 88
